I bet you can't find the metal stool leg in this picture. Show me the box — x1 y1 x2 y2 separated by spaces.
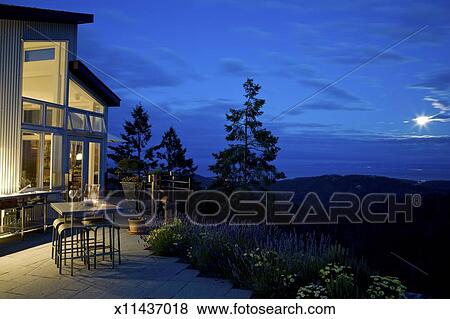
117 226 121 264
51 226 55 259
112 225 115 269
109 227 113 261
94 228 98 269
58 234 63 274
86 229 90 270
71 232 74 276
102 227 105 261
63 236 67 266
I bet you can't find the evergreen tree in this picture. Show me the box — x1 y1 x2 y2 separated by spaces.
108 104 156 178
151 127 197 178
209 79 285 191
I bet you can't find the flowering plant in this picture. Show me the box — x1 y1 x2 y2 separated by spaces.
296 283 328 299
367 275 406 299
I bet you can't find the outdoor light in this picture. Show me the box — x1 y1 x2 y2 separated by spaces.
76 153 83 161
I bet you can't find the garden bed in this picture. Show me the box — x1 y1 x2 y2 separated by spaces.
144 220 407 298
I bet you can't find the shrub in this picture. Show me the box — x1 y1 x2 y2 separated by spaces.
232 248 296 298
188 230 234 276
296 283 328 299
144 221 404 298
319 263 357 298
367 276 406 299
145 219 191 256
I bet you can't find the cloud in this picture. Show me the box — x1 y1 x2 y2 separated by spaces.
410 73 450 124
412 70 450 94
78 38 200 91
328 47 413 65
219 58 256 76
153 47 189 67
86 45 182 88
264 52 316 79
290 101 373 114
424 97 450 112
422 97 450 123
299 79 362 103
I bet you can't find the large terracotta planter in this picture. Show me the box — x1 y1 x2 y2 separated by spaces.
128 217 147 235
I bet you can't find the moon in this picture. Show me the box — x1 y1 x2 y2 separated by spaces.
414 115 431 127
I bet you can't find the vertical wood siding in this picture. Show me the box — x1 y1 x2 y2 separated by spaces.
0 20 77 194
0 20 22 194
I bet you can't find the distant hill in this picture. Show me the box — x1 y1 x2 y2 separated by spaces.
270 175 450 203
193 174 450 202
192 174 214 189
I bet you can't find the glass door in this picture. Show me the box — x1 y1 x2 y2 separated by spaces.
69 140 83 191
88 142 101 185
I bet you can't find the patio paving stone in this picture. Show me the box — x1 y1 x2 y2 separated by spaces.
0 229 252 299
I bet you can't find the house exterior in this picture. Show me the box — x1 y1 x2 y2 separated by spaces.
0 4 120 197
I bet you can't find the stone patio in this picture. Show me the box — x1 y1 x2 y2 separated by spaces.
0 230 252 299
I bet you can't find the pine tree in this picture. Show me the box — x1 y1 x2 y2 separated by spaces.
151 127 197 178
108 104 156 178
209 79 285 191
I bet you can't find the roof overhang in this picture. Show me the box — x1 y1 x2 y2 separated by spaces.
0 4 93 24
70 60 121 107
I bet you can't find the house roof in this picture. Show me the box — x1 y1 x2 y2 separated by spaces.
0 4 93 24
70 60 121 107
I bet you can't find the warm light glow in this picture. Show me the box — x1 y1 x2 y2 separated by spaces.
414 115 431 127
76 153 83 161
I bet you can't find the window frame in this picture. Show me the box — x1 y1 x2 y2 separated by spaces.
68 77 105 115
21 40 69 106
20 130 64 191
21 97 66 132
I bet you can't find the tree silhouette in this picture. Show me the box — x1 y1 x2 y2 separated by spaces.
209 79 285 191
108 104 156 178
151 127 197 178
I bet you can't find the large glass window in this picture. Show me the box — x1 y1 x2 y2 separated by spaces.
22 41 67 105
69 141 84 191
21 132 41 188
22 101 42 125
46 106 64 128
88 142 101 185
69 80 104 113
43 133 63 188
21 132 63 189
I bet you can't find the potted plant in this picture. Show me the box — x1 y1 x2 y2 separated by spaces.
119 175 147 234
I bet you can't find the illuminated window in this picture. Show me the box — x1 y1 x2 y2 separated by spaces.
21 132 41 188
22 41 67 105
69 80 104 113
22 101 42 125
89 142 101 185
46 106 64 128
21 132 63 189
25 48 55 62
90 116 105 133
69 140 84 190
69 112 89 130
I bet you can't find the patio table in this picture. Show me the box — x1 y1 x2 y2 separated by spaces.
50 201 120 275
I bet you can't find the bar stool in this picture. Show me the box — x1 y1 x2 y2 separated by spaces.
56 222 88 275
52 217 83 261
51 217 65 260
82 217 121 269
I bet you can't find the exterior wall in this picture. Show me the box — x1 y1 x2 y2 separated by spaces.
0 20 78 194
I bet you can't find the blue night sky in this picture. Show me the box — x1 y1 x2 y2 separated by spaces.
6 0 450 180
